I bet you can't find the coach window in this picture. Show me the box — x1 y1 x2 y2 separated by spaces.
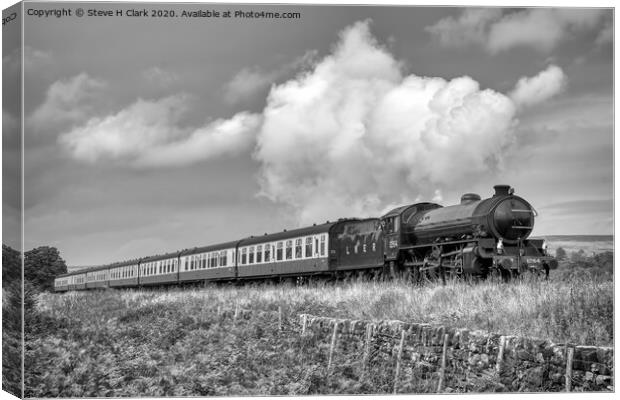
264 244 271 262
295 239 302 259
241 248 247 265
256 245 263 263
249 246 255 264
305 237 312 258
275 242 282 261
320 235 326 256
286 240 293 260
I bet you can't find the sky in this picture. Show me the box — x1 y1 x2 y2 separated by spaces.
1 2 614 266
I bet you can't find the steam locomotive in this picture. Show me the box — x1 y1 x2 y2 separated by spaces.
54 185 555 291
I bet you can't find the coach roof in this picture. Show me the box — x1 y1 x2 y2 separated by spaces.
180 240 241 257
237 219 371 247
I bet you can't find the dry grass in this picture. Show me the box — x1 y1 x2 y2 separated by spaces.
37 270 612 346
25 270 613 397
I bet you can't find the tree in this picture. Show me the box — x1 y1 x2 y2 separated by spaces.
24 246 67 292
570 249 586 263
555 247 567 261
2 244 21 287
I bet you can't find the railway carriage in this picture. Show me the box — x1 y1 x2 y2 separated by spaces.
68 272 87 291
178 241 237 282
85 265 110 289
108 260 139 288
236 224 331 279
139 252 179 286
236 218 383 280
54 275 70 292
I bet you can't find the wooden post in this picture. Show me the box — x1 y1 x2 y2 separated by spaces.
393 329 406 394
233 303 239 322
565 346 574 392
496 336 507 374
437 333 449 392
301 314 308 334
361 323 373 380
278 306 282 331
327 321 340 373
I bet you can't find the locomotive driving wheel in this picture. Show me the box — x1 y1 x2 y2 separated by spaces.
421 244 444 283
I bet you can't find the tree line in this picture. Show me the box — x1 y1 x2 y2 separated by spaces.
3 244 67 292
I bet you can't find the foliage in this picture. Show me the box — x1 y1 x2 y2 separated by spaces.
2 245 23 396
24 264 613 397
2 281 23 397
555 251 613 281
3 244 21 287
555 247 567 261
24 246 67 292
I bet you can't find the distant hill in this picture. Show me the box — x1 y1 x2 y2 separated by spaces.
533 235 613 256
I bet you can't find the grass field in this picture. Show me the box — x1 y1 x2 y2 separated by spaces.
24 262 613 397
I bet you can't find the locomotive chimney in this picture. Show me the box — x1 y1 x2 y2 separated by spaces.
460 193 481 204
493 184 511 197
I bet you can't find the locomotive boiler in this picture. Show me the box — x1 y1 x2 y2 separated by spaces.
381 185 555 280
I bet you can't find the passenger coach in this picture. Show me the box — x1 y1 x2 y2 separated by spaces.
53 218 384 291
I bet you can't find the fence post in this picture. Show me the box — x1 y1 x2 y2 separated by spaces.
393 329 406 394
301 314 308 334
233 303 239 323
327 321 340 373
437 333 449 392
496 336 507 374
565 346 574 392
361 323 374 380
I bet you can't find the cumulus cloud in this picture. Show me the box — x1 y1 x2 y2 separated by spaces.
134 111 261 167
28 73 107 132
509 65 566 109
425 8 501 48
254 20 518 224
224 50 317 104
59 20 567 225
59 94 261 167
595 20 613 46
427 8 608 53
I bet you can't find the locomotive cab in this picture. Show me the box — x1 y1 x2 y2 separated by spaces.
380 202 442 265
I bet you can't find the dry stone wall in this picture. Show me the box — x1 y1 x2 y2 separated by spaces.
218 306 612 393
298 313 613 392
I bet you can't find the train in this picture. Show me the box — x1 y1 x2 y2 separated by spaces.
54 184 556 292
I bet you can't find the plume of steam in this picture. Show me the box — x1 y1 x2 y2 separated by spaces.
254 20 518 224
509 65 566 109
